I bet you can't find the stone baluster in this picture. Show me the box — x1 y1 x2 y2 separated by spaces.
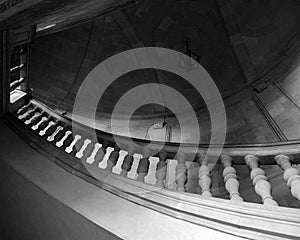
275 155 300 201
92 142 107 167
28 112 45 128
221 155 243 201
61 133 74 150
44 122 60 139
175 152 187 192
56 130 72 148
70 135 85 156
105 146 120 172
24 111 41 125
81 140 96 161
32 116 48 131
155 152 168 187
65 135 82 154
198 153 212 197
18 106 38 121
17 102 32 116
86 143 101 163
75 139 92 159
39 120 55 136
137 151 150 182
24 107 39 121
34 116 50 131
245 155 278 206
17 105 35 119
47 125 64 142
53 126 68 144
120 148 135 177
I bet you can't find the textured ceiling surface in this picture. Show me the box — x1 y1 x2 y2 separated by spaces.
27 0 300 144
30 0 300 114
30 0 246 116
230 0 300 74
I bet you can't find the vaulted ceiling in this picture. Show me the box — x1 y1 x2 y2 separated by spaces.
2 0 300 144
27 0 300 114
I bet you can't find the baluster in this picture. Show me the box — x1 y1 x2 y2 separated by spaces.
29 112 46 128
53 126 68 144
275 155 300 200
17 102 32 116
120 148 135 177
65 135 81 154
137 151 150 182
17 104 34 119
175 152 187 192
34 116 50 131
197 153 212 197
62 133 74 150
221 155 243 201
39 120 55 136
43 121 59 139
19 106 38 121
92 142 107 167
56 130 72 148
86 143 101 163
245 155 278 206
71 136 85 156
81 140 96 161
75 139 92 159
155 152 167 187
24 111 41 125
105 146 120 172
47 125 64 142
33 116 48 130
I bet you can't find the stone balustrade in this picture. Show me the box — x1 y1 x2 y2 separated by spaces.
13 100 300 209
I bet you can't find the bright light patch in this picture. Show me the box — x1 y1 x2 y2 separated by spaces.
36 24 56 32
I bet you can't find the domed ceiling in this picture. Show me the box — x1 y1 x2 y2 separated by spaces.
30 0 246 115
26 0 300 143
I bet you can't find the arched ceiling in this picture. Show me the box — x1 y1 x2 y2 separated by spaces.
30 0 246 116
29 0 300 116
5 0 300 144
